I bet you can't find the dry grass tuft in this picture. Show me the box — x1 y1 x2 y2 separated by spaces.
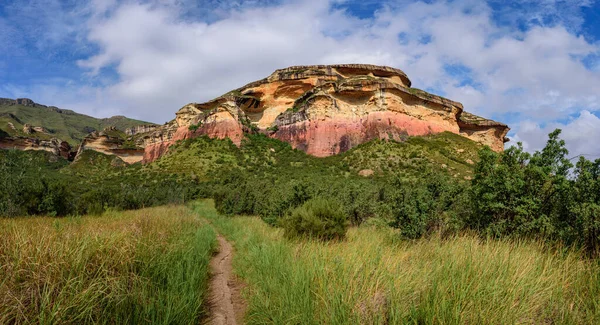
0 205 216 324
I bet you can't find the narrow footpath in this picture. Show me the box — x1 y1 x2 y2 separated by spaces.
207 235 246 325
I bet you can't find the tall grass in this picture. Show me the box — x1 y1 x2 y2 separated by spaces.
194 200 600 324
0 205 216 324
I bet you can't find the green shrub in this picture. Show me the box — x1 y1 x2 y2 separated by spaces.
255 180 312 226
385 173 468 239
331 181 381 226
282 198 348 241
213 174 258 216
0 149 204 217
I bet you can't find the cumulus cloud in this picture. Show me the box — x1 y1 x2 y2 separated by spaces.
512 111 600 160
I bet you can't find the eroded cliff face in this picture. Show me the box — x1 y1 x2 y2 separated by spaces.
75 127 145 164
140 102 247 163
458 112 510 152
137 64 509 162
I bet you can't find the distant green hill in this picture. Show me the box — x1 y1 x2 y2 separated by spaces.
0 98 154 145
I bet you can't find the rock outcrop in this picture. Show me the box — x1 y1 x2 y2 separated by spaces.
75 127 145 164
0 136 72 159
0 97 67 113
458 112 509 152
0 98 37 107
133 64 509 162
125 124 159 136
21 124 48 135
22 124 33 134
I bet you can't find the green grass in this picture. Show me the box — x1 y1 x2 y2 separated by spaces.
0 205 216 324
193 200 600 325
0 103 152 145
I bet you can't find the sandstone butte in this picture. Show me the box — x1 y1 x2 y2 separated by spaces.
85 64 511 164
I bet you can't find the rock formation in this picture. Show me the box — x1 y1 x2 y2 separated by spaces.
21 124 48 135
138 64 509 163
0 136 72 159
125 124 159 136
22 124 33 134
458 112 509 151
0 98 37 107
75 127 145 164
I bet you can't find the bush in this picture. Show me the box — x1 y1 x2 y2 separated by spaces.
282 198 348 241
332 181 381 226
385 173 468 239
468 130 600 255
213 174 259 216
255 180 312 226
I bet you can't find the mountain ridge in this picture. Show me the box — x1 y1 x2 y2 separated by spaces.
0 97 155 159
0 97 155 145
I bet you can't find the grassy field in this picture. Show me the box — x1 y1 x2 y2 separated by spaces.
3 201 599 324
0 205 216 324
194 200 600 325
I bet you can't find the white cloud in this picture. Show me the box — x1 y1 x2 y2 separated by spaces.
511 111 600 160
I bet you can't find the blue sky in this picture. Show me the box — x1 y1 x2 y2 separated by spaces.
0 0 599 157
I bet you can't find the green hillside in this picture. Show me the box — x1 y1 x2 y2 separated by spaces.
0 98 154 145
150 131 481 181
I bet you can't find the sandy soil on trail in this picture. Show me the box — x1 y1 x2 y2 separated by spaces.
207 235 247 325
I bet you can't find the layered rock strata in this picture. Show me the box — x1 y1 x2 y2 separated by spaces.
125 124 159 136
0 136 73 159
75 127 145 164
137 64 509 162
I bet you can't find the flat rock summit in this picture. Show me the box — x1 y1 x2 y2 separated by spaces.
140 64 509 163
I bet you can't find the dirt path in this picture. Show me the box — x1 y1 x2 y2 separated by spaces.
207 235 246 325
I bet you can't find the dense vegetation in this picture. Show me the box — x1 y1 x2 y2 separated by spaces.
0 150 203 217
471 130 600 246
2 128 599 254
196 200 600 324
0 206 216 324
